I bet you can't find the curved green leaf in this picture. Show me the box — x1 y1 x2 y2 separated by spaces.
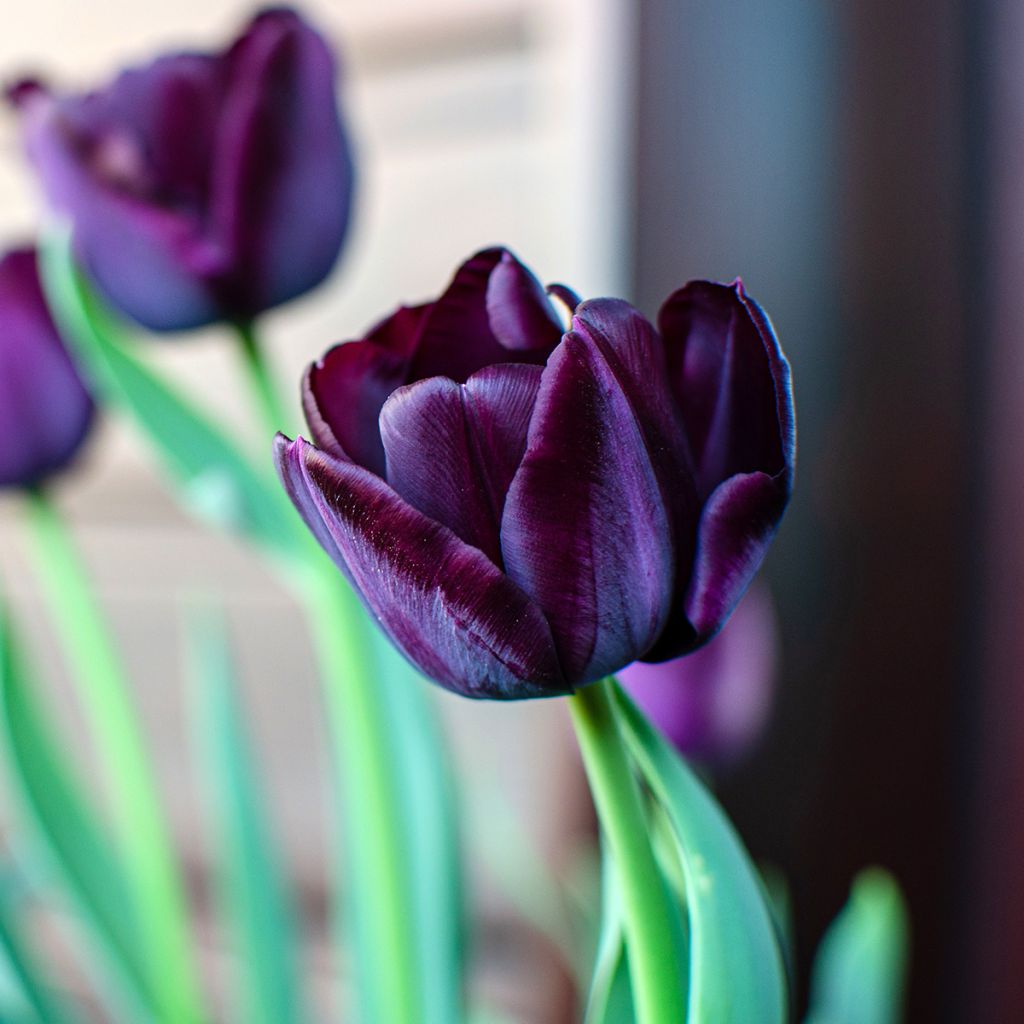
0 608 151 1019
357 625 465 1024
806 868 909 1024
0 874 81 1024
37 227 302 560
583 843 634 1024
612 683 789 1024
190 612 306 1024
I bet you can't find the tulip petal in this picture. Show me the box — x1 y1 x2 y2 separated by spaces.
571 298 700 539
683 470 788 643
64 55 222 208
485 250 563 351
571 299 702 658
658 280 795 500
408 249 558 383
501 332 674 683
274 435 567 699
379 364 542 565
302 304 429 473
0 248 95 487
210 9 353 315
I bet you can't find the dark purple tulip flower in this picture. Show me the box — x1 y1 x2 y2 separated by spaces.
275 248 795 699
9 7 353 332
0 247 95 487
619 585 777 764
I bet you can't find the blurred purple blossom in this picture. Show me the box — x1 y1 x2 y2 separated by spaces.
619 584 778 764
9 7 354 332
0 247 94 488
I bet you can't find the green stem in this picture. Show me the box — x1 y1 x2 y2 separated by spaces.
236 320 289 434
568 678 686 1024
237 322 420 1024
303 568 420 1024
23 489 204 1024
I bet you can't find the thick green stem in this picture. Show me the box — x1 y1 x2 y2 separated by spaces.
236 320 289 434
568 678 686 1024
238 322 421 1024
23 488 203 1024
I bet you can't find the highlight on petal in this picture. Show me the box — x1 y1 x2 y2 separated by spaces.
501 331 675 684
274 434 568 699
658 280 795 501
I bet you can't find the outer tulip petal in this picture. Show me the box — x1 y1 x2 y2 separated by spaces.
571 299 702 662
0 248 95 487
485 250 563 351
379 364 542 565
274 434 568 699
683 470 788 643
571 299 700 542
408 249 557 383
210 9 353 315
501 331 674 684
658 280 795 500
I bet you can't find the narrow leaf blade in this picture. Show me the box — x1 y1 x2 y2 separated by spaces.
583 844 634 1024
612 682 789 1024
190 613 306 1024
361 627 465 1024
0 879 81 1024
0 607 151 1016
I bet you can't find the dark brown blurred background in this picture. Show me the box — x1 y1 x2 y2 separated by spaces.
628 3 1010 1022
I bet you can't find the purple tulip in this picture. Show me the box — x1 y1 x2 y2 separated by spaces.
275 248 795 699
9 7 353 332
0 247 95 487
619 585 777 764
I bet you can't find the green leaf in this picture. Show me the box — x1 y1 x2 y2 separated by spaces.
612 683 789 1024
0 874 82 1024
189 612 306 1024
37 227 302 560
360 627 465 1024
583 844 634 1024
806 868 909 1024
0 607 151 1019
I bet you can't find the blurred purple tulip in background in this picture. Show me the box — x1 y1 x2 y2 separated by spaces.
619 584 778 764
276 247 795 699
9 7 354 332
0 246 94 488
